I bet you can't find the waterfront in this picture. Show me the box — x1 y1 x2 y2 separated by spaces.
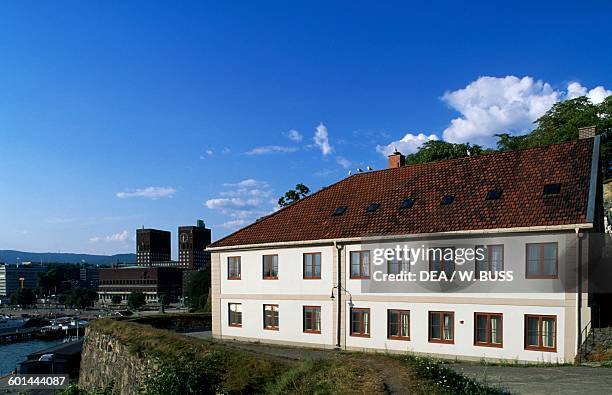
0 338 65 375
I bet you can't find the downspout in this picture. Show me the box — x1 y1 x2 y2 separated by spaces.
334 241 343 349
576 228 583 356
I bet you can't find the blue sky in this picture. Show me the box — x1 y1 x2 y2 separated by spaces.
1 1 611 256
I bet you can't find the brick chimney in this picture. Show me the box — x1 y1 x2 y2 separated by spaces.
388 150 405 168
578 125 596 139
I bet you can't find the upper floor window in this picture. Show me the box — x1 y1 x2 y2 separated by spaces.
526 243 558 278
228 303 242 327
303 306 321 334
228 256 241 280
429 248 455 277
387 309 410 340
388 259 410 275
525 315 556 351
263 304 279 330
474 312 502 347
303 253 321 279
350 307 370 337
429 311 454 343
263 255 279 279
476 245 503 277
350 251 370 279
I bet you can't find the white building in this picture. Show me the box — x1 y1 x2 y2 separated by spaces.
209 136 606 363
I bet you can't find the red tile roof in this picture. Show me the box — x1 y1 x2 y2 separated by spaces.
210 139 595 248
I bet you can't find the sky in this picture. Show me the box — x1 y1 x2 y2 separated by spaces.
1 1 611 257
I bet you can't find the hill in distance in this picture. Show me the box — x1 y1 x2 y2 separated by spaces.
0 250 135 266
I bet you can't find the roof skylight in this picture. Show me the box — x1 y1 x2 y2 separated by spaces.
543 183 561 196
400 198 415 209
441 195 455 205
332 206 348 216
486 189 503 200
366 203 380 213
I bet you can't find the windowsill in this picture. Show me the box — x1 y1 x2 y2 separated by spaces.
474 342 503 348
227 277 241 280
350 276 370 280
428 339 454 344
387 336 410 341
525 275 558 279
229 323 242 328
525 346 556 352
303 330 321 334
350 333 370 338
303 277 322 280
263 277 279 280
264 327 279 331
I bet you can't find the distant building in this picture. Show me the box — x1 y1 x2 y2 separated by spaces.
79 267 99 289
0 263 47 297
178 220 211 270
136 228 171 266
97 267 183 304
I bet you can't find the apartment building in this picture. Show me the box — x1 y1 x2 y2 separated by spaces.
208 136 605 363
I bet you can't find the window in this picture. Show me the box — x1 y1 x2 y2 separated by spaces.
429 248 455 277
400 198 415 209
429 311 454 343
350 308 370 337
350 251 370 279
303 253 321 279
526 243 558 278
441 195 455 205
263 304 279 330
474 313 502 347
486 189 503 200
333 206 348 216
303 306 321 333
476 245 504 278
387 259 410 275
525 315 556 351
227 256 241 280
387 310 410 340
366 202 380 213
228 303 242 327
263 255 279 279
543 183 561 196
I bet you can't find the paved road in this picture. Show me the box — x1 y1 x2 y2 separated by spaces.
451 364 612 394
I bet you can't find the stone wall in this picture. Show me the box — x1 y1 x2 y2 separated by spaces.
79 326 158 394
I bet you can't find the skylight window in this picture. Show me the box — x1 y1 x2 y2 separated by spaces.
400 198 415 209
366 203 380 213
332 206 348 216
441 195 455 205
486 189 503 200
543 183 561 196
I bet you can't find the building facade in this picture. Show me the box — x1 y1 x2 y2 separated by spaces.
208 136 605 363
136 228 171 266
178 221 212 270
97 267 183 304
0 263 47 297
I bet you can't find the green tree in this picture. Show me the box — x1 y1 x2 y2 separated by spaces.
10 288 36 308
127 291 147 310
111 295 122 305
278 183 310 207
64 288 97 309
186 267 211 311
405 140 492 165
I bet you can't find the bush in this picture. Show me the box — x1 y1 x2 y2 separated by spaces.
146 353 221 395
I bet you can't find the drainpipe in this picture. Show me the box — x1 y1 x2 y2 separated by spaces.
576 228 583 356
334 241 343 349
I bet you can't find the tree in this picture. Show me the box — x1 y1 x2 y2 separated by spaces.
127 291 147 310
278 183 310 207
111 295 122 305
186 266 211 311
63 288 97 309
11 288 36 308
405 140 492 165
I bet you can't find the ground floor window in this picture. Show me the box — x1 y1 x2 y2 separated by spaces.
525 315 556 351
387 309 410 340
228 303 242 327
263 304 279 330
303 306 321 333
474 313 502 347
429 311 454 343
350 308 370 337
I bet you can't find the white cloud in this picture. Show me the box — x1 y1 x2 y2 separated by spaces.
335 156 352 169
440 76 611 145
287 129 303 142
246 145 298 155
314 123 333 155
205 179 276 230
116 186 176 199
89 230 131 243
46 217 77 224
200 149 214 159
376 133 438 156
